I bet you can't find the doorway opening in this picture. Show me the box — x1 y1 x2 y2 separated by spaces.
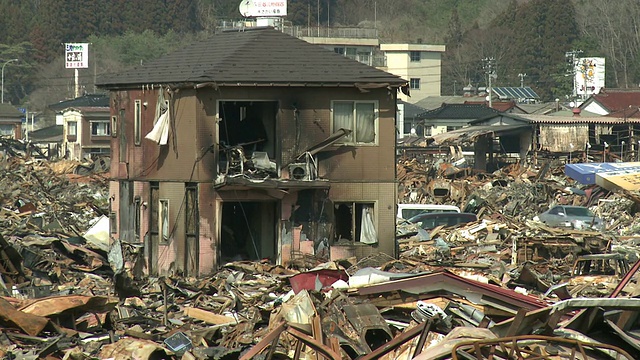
221 201 276 262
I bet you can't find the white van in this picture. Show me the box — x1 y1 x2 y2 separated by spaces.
397 204 461 220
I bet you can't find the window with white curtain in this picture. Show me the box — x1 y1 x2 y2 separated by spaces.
91 121 111 136
332 101 377 144
67 121 77 136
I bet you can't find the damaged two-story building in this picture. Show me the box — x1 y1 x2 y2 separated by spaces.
96 27 407 276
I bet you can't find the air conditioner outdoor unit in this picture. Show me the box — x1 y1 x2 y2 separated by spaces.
289 163 311 181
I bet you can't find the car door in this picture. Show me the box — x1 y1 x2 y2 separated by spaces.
547 206 565 227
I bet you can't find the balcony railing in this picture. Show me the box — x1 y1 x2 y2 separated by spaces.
282 25 379 39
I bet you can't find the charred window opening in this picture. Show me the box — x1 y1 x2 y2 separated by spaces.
134 195 141 242
150 182 159 243
185 184 198 275
219 101 278 172
221 201 276 262
334 202 377 244
109 211 117 234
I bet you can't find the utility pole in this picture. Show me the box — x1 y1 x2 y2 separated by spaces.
518 73 527 88
565 50 583 106
483 58 496 108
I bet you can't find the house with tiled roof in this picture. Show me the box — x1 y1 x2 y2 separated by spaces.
97 27 407 276
416 103 501 137
580 88 640 116
0 103 24 140
48 94 110 160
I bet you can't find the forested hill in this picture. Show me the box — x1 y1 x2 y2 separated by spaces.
0 0 638 109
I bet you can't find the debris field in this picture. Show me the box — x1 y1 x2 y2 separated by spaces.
1 145 640 359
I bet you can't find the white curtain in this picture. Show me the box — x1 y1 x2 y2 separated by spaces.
356 103 375 143
360 205 378 244
145 111 170 145
333 102 354 142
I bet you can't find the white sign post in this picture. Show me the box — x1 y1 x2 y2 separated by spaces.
65 43 89 98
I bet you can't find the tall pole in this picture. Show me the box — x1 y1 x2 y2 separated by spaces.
518 73 527 88
74 69 79 98
1 59 19 104
483 58 495 108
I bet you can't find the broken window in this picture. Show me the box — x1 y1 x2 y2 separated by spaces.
134 99 141 145
218 101 278 174
332 101 377 144
67 121 77 136
159 199 170 242
185 184 198 275
109 211 117 234
134 196 141 242
334 202 378 244
91 121 111 136
150 182 159 244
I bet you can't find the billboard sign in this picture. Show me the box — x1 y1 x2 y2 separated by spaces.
239 0 287 17
65 43 89 69
575 57 605 96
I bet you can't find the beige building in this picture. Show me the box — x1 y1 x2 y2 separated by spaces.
278 24 445 104
380 44 446 103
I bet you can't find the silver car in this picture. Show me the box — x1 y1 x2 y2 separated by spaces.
535 205 603 230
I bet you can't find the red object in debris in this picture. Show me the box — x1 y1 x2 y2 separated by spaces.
289 269 348 294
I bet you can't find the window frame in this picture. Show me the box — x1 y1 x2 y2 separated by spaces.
134 99 142 146
410 51 421 62
159 198 170 243
333 201 377 243
111 115 117 137
90 120 111 137
410 78 421 90
67 121 77 136
331 100 379 146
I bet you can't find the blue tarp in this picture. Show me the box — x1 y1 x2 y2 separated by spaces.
565 162 640 184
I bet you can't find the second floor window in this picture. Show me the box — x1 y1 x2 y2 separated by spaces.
67 121 77 136
410 78 421 89
333 101 377 144
410 51 421 62
91 121 111 136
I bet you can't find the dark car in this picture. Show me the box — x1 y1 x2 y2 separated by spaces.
408 212 478 231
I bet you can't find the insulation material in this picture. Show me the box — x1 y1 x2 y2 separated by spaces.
538 124 588 152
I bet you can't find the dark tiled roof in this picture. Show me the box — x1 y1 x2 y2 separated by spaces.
49 94 109 112
417 103 500 120
399 100 427 118
0 103 24 119
28 125 63 142
97 27 405 88
463 100 517 112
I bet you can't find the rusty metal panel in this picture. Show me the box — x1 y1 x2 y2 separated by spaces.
538 124 588 152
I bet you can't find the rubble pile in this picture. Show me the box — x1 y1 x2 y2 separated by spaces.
1 151 640 358
0 156 108 238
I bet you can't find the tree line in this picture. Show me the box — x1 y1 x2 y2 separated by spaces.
0 0 638 110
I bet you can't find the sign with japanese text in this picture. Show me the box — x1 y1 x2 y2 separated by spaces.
65 43 89 69
239 0 287 17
